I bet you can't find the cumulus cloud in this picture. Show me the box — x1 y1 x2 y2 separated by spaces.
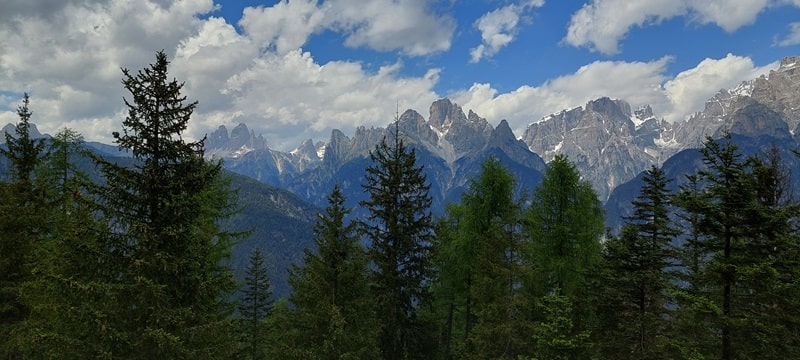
774 22 800 46
0 0 453 149
663 54 776 122
469 0 544 63
220 50 439 149
450 54 773 136
564 0 774 54
324 0 455 56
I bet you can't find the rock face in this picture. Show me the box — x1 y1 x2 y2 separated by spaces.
521 97 667 200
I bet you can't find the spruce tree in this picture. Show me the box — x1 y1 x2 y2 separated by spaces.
360 124 435 360
673 136 800 359
597 166 678 358
14 128 117 357
239 247 272 360
287 184 379 359
0 94 48 356
93 51 238 358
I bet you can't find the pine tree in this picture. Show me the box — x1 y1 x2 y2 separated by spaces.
239 247 272 360
92 51 238 358
596 166 678 358
286 184 379 359
360 124 435 360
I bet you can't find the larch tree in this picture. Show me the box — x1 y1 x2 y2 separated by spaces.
360 123 435 360
523 154 604 359
435 157 529 359
92 51 239 358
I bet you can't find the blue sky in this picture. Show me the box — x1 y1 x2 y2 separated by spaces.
1 0 800 150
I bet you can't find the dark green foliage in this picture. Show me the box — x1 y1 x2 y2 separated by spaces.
360 125 435 360
673 136 800 359
0 94 48 356
239 247 272 360
281 184 380 359
596 166 677 358
91 51 239 357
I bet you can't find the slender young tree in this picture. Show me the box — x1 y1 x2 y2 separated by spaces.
93 51 239 358
286 184 379 359
239 247 272 360
360 123 435 360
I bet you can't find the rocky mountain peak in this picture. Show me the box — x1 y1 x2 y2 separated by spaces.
205 123 268 158
428 98 467 132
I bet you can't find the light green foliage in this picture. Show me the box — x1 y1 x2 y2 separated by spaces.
525 155 604 297
529 295 592 360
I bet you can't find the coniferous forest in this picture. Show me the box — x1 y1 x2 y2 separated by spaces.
2 52 800 359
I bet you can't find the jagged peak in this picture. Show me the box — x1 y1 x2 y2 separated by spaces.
428 97 467 131
779 56 800 71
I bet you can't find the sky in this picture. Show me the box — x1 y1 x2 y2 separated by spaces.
1 0 800 151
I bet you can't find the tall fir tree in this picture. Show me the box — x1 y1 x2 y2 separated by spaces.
14 128 117 357
92 51 239 358
0 94 48 357
360 123 435 360
597 165 678 359
285 184 379 359
238 247 272 360
673 136 800 359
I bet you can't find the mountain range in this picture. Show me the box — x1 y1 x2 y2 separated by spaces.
208 56 800 207
4 55 799 299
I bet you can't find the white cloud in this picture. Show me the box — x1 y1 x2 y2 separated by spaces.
221 50 439 149
450 55 773 137
663 54 775 122
0 0 451 150
0 0 216 142
325 0 456 56
564 0 775 54
469 0 545 63
238 0 325 55
775 22 800 46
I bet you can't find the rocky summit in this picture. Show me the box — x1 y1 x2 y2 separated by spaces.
206 56 800 209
